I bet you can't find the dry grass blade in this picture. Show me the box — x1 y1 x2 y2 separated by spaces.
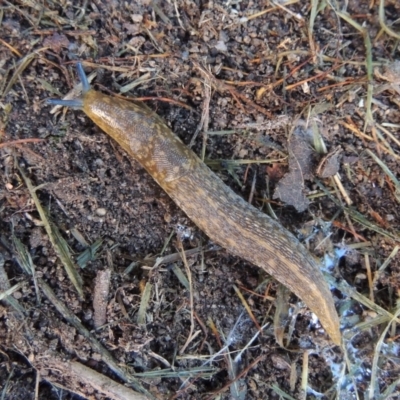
309 117 328 155
377 377 400 400
0 282 25 301
368 305 400 399
17 166 83 297
178 240 196 355
379 0 400 40
36 77 64 97
197 312 247 372
364 149 400 203
355 313 399 332
122 261 139 276
340 346 362 400
13 236 40 304
347 207 400 241
308 0 319 59
204 323 269 398
191 79 211 154
1 51 38 99
136 281 152 325
119 72 154 93
134 366 216 379
340 120 400 159
207 129 240 135
270 383 297 400
372 245 399 288
376 123 400 148
300 351 309 400
139 245 218 268
76 238 104 269
245 0 299 22
170 263 190 291
0 37 22 57
0 254 25 316
203 355 265 400
206 158 285 167
323 273 400 326
233 284 261 331
227 349 247 400
1 366 14 400
332 174 353 206
271 0 302 21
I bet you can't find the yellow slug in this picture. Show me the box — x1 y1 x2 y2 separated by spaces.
48 63 341 345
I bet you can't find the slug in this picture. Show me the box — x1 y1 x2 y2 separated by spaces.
48 63 341 345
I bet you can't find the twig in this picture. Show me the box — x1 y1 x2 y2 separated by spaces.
0 138 44 149
333 174 353 206
300 350 309 400
364 253 374 302
93 269 111 328
43 358 149 400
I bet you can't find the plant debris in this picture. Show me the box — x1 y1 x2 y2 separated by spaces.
273 124 314 212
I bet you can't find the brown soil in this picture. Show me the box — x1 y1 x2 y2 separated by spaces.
1 0 400 399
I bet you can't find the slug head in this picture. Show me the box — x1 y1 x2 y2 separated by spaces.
47 63 196 183
47 63 89 109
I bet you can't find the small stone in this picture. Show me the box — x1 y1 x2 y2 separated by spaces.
96 208 107 217
215 40 227 52
131 14 143 23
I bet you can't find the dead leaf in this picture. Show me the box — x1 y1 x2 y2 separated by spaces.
316 146 342 178
273 125 314 212
43 33 70 52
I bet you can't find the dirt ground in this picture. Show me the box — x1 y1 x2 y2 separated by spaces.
1 0 400 399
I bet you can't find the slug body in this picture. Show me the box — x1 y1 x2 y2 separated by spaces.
49 65 341 345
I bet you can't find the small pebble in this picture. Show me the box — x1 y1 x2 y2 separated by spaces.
96 208 107 217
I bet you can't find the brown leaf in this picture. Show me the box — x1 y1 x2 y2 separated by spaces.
43 33 70 52
316 146 342 178
273 125 314 212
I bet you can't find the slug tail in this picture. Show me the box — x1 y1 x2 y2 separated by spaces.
164 162 342 345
